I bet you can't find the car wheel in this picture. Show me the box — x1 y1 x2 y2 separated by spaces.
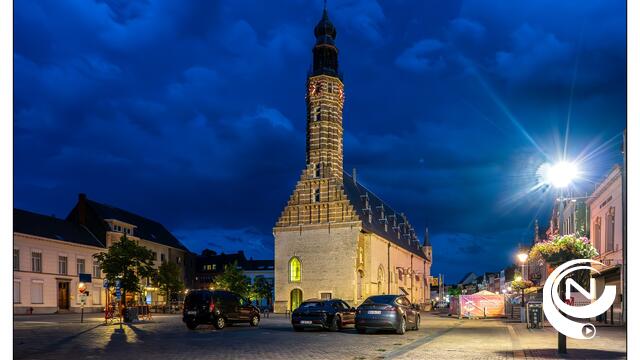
396 317 406 335
186 321 198 330
249 315 260 327
293 326 304 332
414 315 420 330
214 316 226 330
328 315 340 332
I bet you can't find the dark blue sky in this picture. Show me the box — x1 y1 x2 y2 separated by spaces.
14 0 626 283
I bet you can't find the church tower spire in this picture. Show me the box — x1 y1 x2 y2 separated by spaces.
306 5 344 181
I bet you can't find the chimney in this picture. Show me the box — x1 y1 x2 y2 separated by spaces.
352 168 357 183
78 193 87 225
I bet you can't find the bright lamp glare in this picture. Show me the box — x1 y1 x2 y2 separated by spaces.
542 161 579 188
517 253 528 263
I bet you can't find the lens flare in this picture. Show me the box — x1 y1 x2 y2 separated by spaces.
539 161 580 188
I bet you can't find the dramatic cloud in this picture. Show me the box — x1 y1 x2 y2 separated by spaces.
14 0 625 282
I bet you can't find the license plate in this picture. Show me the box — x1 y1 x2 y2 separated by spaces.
301 320 312 324
187 311 197 315
368 310 382 314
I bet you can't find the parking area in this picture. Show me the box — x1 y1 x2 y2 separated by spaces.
13 312 626 360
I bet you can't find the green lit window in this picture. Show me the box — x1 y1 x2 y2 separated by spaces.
290 257 301 282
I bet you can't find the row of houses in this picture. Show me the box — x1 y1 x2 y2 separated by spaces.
529 164 625 324
452 163 624 323
13 194 274 314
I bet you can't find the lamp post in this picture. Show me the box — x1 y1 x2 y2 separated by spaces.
543 160 579 354
517 252 528 281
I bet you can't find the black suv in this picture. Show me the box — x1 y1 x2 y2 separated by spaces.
183 289 260 330
291 299 356 331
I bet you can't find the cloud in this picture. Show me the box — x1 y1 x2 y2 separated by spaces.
395 39 445 72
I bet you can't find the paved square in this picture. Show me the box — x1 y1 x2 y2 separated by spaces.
13 312 626 359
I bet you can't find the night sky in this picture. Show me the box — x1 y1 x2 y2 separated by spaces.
14 0 626 283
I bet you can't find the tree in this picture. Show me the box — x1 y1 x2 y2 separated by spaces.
447 287 461 296
251 277 273 307
156 261 184 304
93 234 156 306
213 261 251 297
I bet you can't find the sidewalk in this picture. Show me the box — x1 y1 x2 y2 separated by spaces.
389 315 626 360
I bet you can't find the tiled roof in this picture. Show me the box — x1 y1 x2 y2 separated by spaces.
343 172 427 260
14 208 105 248
86 200 189 251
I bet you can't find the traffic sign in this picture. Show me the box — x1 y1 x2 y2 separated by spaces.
115 279 121 289
79 273 92 283
103 278 109 288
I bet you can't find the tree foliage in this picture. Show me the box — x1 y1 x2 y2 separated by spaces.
156 261 184 301
251 277 273 305
213 261 251 297
447 287 462 296
93 234 155 304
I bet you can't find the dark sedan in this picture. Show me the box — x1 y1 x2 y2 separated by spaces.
291 299 356 331
355 295 420 334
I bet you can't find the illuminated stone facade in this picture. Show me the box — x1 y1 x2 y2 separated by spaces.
274 9 431 313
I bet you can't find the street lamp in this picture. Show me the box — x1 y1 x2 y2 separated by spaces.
542 160 580 355
517 252 528 281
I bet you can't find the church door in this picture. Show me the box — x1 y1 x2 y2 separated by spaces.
290 289 302 311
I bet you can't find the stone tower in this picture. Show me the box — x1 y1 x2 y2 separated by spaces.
275 8 359 227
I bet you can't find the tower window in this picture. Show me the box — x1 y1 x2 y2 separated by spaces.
315 163 322 178
315 109 321 122
289 257 301 282
313 188 321 202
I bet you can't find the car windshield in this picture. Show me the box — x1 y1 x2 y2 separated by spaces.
299 302 324 309
362 295 396 305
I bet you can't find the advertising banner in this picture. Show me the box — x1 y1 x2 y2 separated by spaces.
459 293 505 318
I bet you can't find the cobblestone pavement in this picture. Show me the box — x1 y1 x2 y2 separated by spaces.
13 313 626 360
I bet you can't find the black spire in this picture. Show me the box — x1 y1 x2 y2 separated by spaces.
311 6 339 78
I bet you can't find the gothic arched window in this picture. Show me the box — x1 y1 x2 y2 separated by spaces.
290 257 301 282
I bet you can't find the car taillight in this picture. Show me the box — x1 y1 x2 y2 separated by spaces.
209 302 215 312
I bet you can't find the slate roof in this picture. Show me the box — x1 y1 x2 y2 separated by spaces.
85 200 189 251
14 208 105 248
343 172 427 259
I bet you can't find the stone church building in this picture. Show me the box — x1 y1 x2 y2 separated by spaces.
274 8 432 313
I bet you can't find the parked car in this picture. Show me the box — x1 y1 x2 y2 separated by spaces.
355 295 420 334
291 299 356 331
183 289 260 330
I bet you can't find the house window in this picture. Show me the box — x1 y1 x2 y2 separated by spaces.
31 281 43 304
152 252 158 260
77 258 85 275
605 208 615 252
31 251 42 273
320 292 332 300
177 256 182 264
13 281 20 303
161 253 166 263
594 217 602 253
289 257 301 282
58 256 68 275
13 249 19 271
93 261 101 278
